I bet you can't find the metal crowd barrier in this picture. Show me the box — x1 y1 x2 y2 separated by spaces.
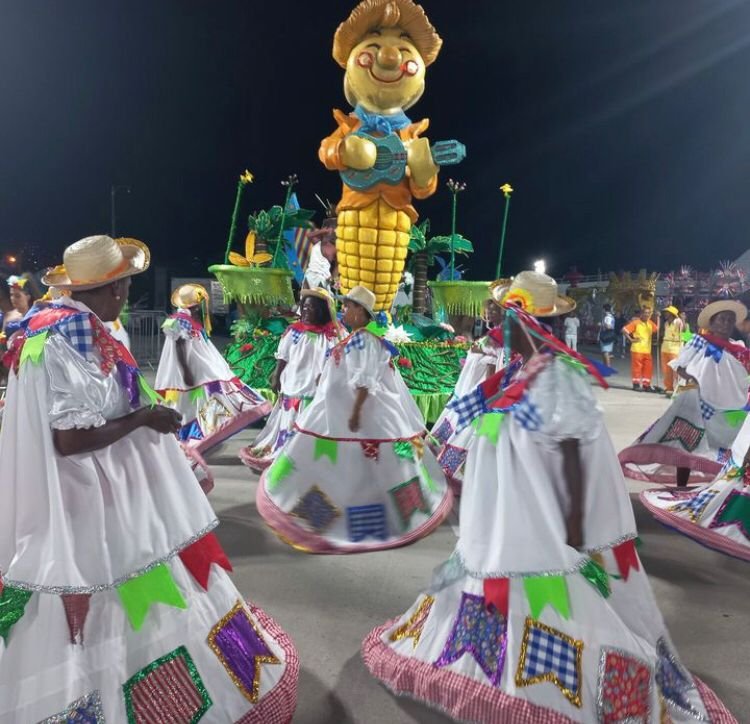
126 310 167 368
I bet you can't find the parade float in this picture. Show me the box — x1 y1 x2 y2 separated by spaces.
210 0 496 422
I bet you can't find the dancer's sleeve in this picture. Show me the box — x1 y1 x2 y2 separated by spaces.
275 329 293 361
348 333 384 390
161 317 190 341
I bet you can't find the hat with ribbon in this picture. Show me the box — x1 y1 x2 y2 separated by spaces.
497 270 575 317
42 236 150 291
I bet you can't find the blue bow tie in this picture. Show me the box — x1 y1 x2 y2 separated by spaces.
354 105 411 135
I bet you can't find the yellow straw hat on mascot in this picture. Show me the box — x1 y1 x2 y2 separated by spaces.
321 0 464 313
171 283 213 335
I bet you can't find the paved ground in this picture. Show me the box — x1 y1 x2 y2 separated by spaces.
200 349 750 723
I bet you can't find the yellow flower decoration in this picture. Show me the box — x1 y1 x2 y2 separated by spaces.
500 183 514 197
502 288 534 313
240 170 254 184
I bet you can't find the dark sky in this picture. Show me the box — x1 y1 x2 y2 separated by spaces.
2 0 750 279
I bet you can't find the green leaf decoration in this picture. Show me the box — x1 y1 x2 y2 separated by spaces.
393 441 414 461
19 331 47 367
189 386 206 403
0 585 33 642
430 234 474 255
725 410 748 428
472 413 504 445
313 437 338 464
137 375 163 407
116 564 187 631
523 575 570 620
579 558 611 598
267 453 295 491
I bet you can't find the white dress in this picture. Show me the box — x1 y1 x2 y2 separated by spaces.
256 329 454 553
363 356 735 723
240 322 341 472
0 298 298 723
431 340 509 495
641 411 750 562
155 311 271 453
620 334 749 485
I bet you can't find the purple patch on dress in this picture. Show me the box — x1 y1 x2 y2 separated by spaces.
434 591 507 686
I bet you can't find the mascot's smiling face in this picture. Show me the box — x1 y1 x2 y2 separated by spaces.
344 27 426 114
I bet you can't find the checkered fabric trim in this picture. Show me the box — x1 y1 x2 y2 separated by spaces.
447 386 487 431
516 617 583 708
700 399 716 421
56 314 95 359
667 489 720 523
345 332 366 354
290 328 304 345
513 395 543 431
687 335 707 352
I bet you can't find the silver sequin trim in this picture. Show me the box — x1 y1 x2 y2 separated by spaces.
448 532 638 581
37 689 105 723
2 519 219 594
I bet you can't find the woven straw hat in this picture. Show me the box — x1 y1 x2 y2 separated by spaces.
342 285 376 317
42 235 149 291
300 287 338 321
332 0 442 69
498 270 575 317
697 299 747 331
171 283 209 310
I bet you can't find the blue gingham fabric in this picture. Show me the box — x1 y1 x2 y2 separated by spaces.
291 328 305 345
56 314 95 360
522 623 579 695
699 399 716 421
345 332 366 354
513 395 543 431
447 386 487 431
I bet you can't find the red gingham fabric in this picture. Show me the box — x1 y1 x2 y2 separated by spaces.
129 654 204 723
234 603 300 724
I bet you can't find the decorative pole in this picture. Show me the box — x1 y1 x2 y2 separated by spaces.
495 183 514 278
446 178 466 280
272 174 299 267
224 170 254 264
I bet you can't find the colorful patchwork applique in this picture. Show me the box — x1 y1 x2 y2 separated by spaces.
655 637 705 719
667 489 720 523
597 647 652 723
38 690 104 723
123 646 212 724
438 444 467 477
513 395 543 431
707 489 750 541
198 396 232 435
659 417 704 452
393 440 415 461
273 428 294 451
389 595 435 648
389 478 430 528
432 418 454 445
345 333 366 353
346 504 388 542
447 386 488 431
515 617 583 707
435 592 508 686
207 600 280 703
291 485 340 533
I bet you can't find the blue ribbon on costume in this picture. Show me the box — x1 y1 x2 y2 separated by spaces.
704 343 723 363
354 105 411 135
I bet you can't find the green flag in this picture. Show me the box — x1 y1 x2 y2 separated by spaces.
19 331 48 367
523 575 570 620
116 564 187 631
267 453 295 491
314 437 338 464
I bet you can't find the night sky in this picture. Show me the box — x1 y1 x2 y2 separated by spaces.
2 0 750 280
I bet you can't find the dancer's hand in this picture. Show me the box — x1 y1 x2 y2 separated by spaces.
140 406 182 434
348 410 361 432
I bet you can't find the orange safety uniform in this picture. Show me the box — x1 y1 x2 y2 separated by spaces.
623 318 658 386
660 318 684 392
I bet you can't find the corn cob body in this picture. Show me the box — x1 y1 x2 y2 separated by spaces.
337 199 411 312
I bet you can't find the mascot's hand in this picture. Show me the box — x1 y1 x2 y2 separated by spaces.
341 135 377 170
407 137 439 188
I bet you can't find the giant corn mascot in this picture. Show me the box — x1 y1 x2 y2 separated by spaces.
320 0 464 312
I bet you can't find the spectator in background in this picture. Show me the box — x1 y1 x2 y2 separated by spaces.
660 305 683 396
623 307 659 392
563 310 581 351
598 303 616 366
